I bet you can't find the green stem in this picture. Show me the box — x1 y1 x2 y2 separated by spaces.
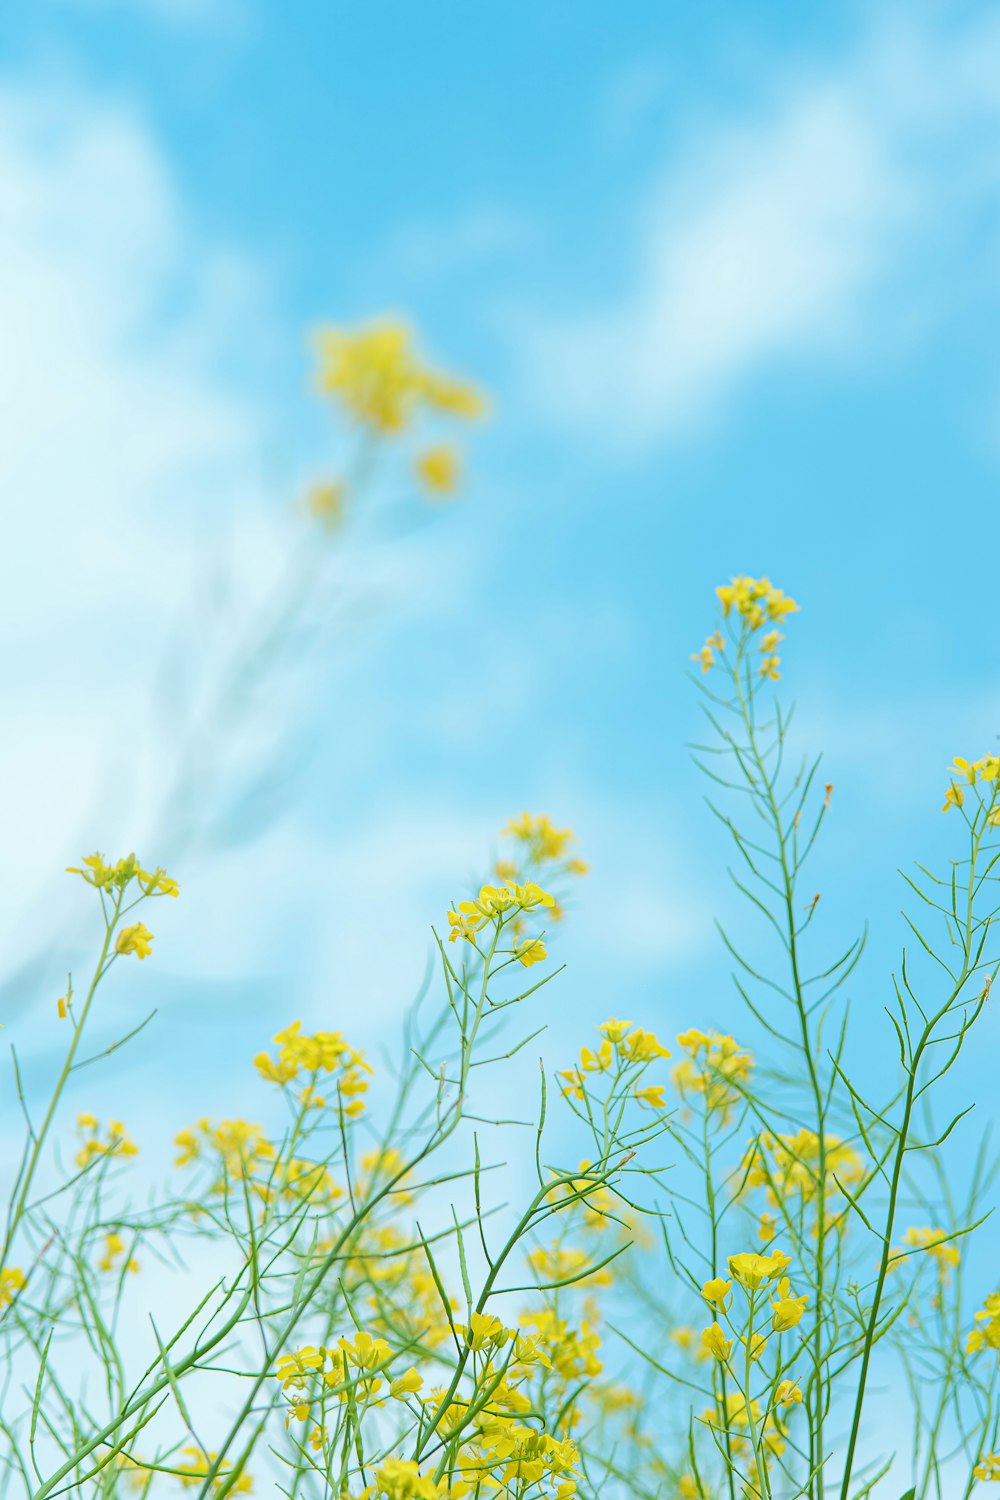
2 898 119 1274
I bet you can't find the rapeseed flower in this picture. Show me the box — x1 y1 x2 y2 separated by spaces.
115 923 153 960
700 1324 733 1362
728 1250 791 1289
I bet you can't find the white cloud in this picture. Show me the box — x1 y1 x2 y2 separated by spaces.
521 9 1000 448
0 79 278 942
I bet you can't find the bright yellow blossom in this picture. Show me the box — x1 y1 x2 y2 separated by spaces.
942 783 964 813
728 1250 791 1289
115 922 153 960
770 1276 809 1331
702 1277 732 1309
458 1311 512 1351
515 937 547 967
701 1323 733 1362
389 1367 423 1398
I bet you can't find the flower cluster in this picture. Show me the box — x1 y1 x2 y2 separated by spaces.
316 319 485 435
174 1117 276 1192
941 754 1000 817
501 813 588 874
274 1322 582 1495
312 319 485 517
692 576 798 678
967 1291 1000 1362
742 1128 864 1211
97 1231 139 1275
65 852 179 898
74 1113 138 1170
889 1226 961 1284
253 1020 373 1117
445 879 555 964
697 1252 807 1488
494 813 588 926
672 1029 753 1122
65 853 177 964
175 1449 252 1494
559 1017 671 1111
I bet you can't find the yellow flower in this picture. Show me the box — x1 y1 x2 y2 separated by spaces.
758 1213 776 1243
893 1226 961 1282
173 1118 274 1187
579 1039 613 1074
446 880 555 945
115 923 153 960
967 1291 1000 1360
75 1116 139 1169
742 1330 768 1362
728 1250 791 1289
770 1276 809 1331
599 1017 633 1044
633 1083 667 1109
700 1323 733 1362
0 1267 25 1308
275 1346 325 1389
743 1128 863 1207
975 1454 1000 1482
389 1367 423 1398
137 867 179 897
459 1311 512 1351
97 1231 139 1274
66 852 135 889
715 576 799 626
673 1029 753 1120
559 1068 586 1101
775 1380 802 1407
942 783 964 813
702 1277 732 1310
515 937 547 967
176 1449 251 1494
619 1027 671 1062
415 445 460 495
315 319 484 438
375 1458 445 1500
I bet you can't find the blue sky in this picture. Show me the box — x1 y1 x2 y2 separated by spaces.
2 0 1000 1205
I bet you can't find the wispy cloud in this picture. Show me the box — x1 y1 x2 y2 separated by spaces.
0 78 272 921
520 8 1000 450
